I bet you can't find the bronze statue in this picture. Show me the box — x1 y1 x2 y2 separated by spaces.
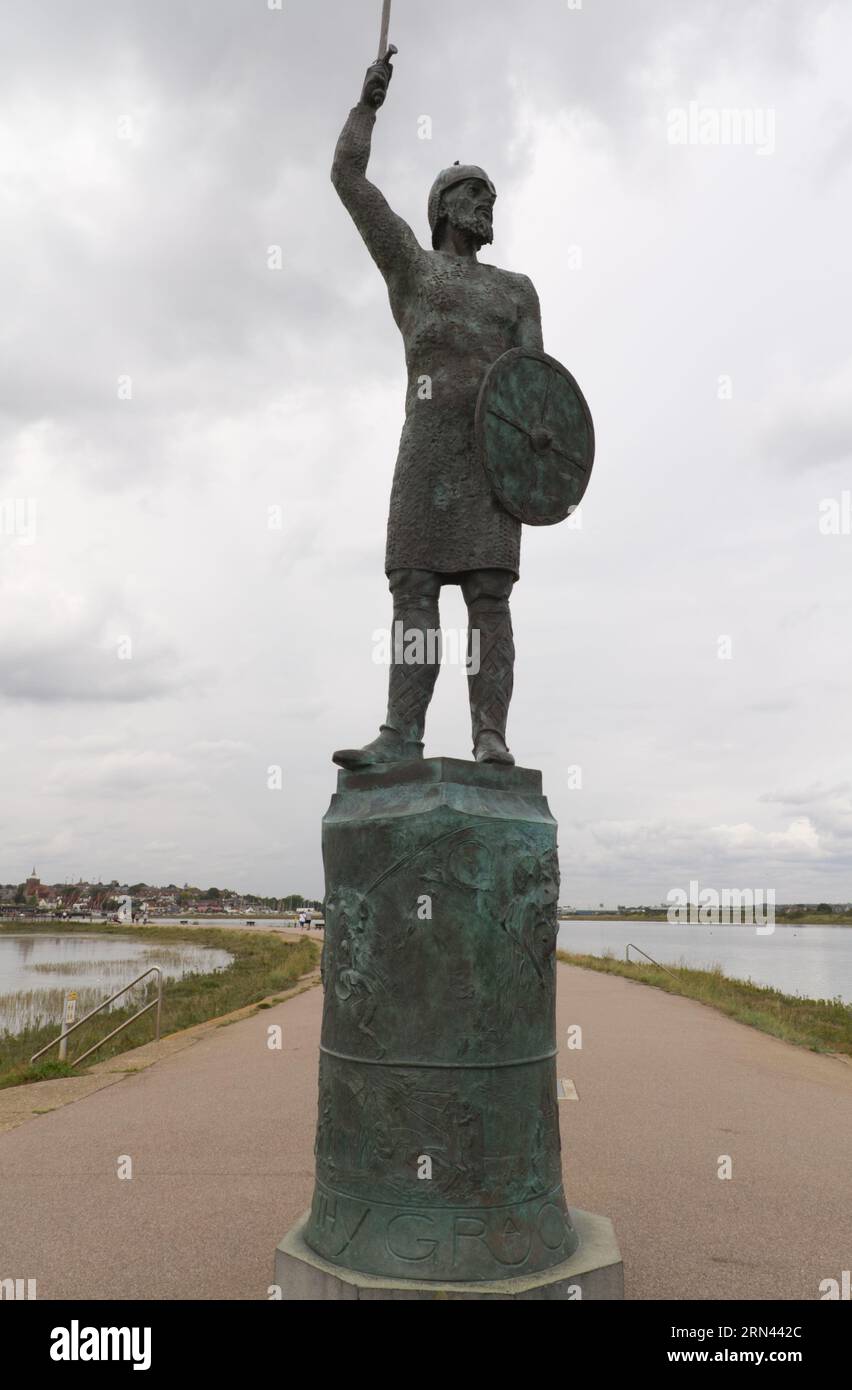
276 19 623 1300
331 47 593 771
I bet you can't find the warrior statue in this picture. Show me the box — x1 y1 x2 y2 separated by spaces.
331 46 593 771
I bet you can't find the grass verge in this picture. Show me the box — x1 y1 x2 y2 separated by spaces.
557 950 852 1058
0 923 320 1090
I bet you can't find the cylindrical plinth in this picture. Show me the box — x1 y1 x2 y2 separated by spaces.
304 758 578 1282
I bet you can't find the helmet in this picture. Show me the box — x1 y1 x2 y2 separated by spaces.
427 162 497 249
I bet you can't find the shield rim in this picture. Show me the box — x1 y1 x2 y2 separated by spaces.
475 347 596 526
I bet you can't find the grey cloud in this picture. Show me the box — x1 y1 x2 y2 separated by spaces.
1 0 850 900
760 783 852 806
47 749 192 795
0 595 185 704
756 363 852 472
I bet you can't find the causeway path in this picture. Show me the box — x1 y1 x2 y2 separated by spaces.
0 963 848 1300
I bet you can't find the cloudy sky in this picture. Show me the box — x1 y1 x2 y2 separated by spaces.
1 0 850 904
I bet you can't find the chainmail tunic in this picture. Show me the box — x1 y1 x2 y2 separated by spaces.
332 103 544 579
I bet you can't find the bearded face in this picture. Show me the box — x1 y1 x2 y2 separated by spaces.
440 177 496 248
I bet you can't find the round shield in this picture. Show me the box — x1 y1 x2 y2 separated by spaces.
475 348 595 526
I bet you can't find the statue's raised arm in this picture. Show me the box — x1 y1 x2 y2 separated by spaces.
331 49 421 290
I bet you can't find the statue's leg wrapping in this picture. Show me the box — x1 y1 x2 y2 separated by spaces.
332 569 442 769
462 569 516 762
384 568 442 743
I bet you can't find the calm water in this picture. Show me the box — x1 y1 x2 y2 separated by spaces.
0 933 233 1035
557 921 852 1005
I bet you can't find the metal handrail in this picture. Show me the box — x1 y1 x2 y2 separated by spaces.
31 967 163 1067
625 943 679 980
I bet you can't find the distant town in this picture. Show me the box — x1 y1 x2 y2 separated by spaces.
1 870 850 924
0 869 322 921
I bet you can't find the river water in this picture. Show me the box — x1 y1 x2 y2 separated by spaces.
557 920 852 1005
0 932 233 1036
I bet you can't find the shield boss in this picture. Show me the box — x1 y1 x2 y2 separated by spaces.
475 347 595 526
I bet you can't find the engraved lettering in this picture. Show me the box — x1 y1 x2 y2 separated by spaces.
387 1213 439 1262
488 1214 532 1267
453 1216 489 1265
316 1192 370 1258
536 1202 567 1251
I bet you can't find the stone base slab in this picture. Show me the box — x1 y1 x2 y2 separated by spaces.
275 1206 623 1301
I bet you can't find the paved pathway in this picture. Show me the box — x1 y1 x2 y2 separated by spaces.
0 965 848 1299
